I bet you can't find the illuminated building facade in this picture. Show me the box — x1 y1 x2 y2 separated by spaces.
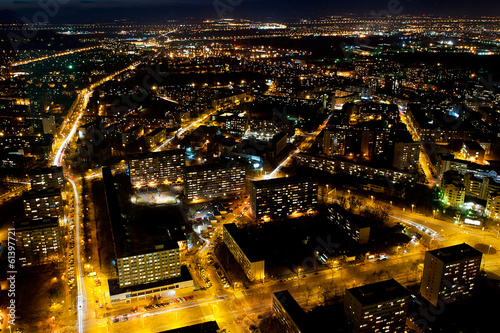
29 166 64 191
441 171 465 208
116 245 182 288
15 218 61 266
272 290 309 333
145 128 167 151
129 149 185 187
328 204 370 244
250 176 318 220
22 188 63 221
486 193 500 220
223 223 265 282
184 163 246 201
392 141 420 171
344 279 409 333
420 243 482 306
296 153 416 185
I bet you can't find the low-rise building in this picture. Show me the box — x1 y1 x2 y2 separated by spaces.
145 128 167 151
328 204 371 244
441 171 465 208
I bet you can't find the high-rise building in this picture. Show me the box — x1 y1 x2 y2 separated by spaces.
420 243 482 306
344 279 409 333
184 163 246 201
323 129 347 156
392 141 420 171
128 149 185 187
29 166 64 191
23 188 63 221
223 223 265 282
250 176 318 220
272 290 310 333
15 218 61 266
103 167 182 287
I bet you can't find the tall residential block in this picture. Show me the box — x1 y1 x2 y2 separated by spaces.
23 188 63 221
272 290 310 333
223 223 264 282
15 218 62 266
392 141 420 171
184 163 246 201
128 149 185 187
250 176 318 220
420 243 482 306
344 279 409 333
29 166 64 191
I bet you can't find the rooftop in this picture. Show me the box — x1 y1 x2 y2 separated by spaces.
128 149 185 161
103 167 185 259
464 141 484 152
273 290 310 332
347 279 409 306
251 175 317 189
22 187 62 199
428 243 482 263
28 165 63 176
15 217 59 231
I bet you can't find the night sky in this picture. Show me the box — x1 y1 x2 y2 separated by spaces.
0 0 499 23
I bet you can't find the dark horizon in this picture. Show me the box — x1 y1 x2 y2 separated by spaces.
0 0 499 24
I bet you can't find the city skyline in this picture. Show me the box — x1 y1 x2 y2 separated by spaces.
1 4 500 333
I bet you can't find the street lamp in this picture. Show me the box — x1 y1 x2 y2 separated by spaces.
411 204 415 214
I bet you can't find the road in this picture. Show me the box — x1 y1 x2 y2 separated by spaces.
322 189 500 277
266 113 332 179
12 46 102 67
48 59 145 333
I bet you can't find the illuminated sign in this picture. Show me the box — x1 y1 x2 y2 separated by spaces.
464 218 481 226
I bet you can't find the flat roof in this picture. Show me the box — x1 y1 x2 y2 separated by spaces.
464 141 484 151
185 162 244 173
22 187 62 199
251 175 317 189
329 203 372 229
157 321 219 333
103 167 184 259
128 149 185 161
428 243 482 263
347 279 409 306
15 217 59 231
273 290 309 332
146 128 166 136
28 166 63 175
223 223 265 262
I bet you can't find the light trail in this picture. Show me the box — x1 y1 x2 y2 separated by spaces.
159 96 179 104
267 113 332 178
67 175 87 333
52 113 82 167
